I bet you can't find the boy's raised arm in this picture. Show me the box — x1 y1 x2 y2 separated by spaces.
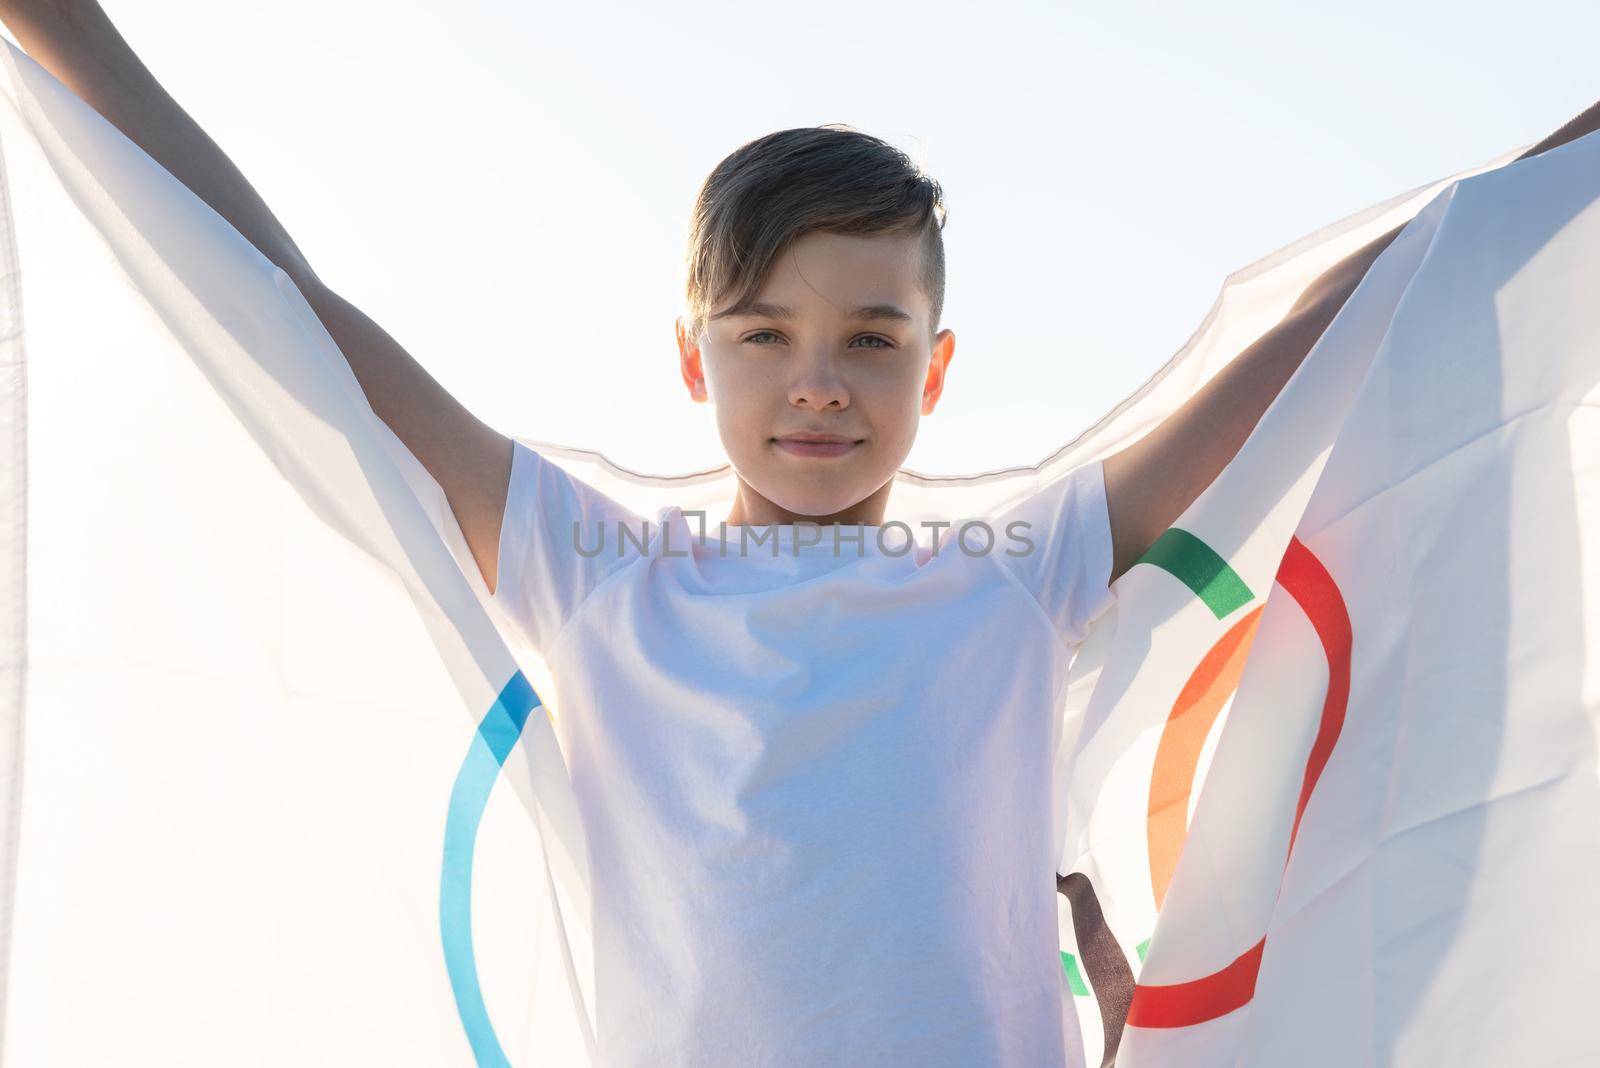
0 1 517 594
1101 98 1600 587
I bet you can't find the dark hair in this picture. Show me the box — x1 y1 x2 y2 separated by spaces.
683 124 948 344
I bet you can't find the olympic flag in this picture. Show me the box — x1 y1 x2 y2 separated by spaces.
1 37 1596 1066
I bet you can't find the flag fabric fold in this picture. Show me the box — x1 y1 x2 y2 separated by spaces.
2 35 1595 1066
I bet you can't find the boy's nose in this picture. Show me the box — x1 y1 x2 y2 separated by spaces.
787 353 850 410
789 379 848 410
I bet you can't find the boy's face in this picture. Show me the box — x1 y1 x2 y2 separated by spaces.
676 229 956 526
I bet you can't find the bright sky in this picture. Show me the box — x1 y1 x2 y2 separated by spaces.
33 2 1600 475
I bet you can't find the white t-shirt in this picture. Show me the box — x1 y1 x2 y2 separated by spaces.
492 441 1116 1067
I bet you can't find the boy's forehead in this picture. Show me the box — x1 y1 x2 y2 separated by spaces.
725 230 927 321
784 229 923 285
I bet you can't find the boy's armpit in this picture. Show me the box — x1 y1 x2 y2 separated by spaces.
490 440 648 657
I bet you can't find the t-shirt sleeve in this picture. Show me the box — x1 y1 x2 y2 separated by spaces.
991 456 1117 649
490 439 646 657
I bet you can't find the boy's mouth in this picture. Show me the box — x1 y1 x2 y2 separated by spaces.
773 432 863 458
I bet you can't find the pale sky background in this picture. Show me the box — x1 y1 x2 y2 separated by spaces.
32 1 1600 475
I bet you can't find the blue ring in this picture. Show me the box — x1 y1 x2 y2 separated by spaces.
440 670 539 1067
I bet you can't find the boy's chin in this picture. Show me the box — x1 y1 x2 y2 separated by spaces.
749 483 882 523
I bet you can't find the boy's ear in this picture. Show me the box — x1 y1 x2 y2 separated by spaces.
676 317 708 403
920 328 956 416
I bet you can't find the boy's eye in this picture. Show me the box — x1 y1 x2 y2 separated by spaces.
741 331 894 350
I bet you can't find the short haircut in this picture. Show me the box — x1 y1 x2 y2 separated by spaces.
683 124 948 345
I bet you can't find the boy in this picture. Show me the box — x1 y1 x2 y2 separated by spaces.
7 2 1598 1064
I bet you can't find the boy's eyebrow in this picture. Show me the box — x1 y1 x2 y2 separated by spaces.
712 301 914 324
